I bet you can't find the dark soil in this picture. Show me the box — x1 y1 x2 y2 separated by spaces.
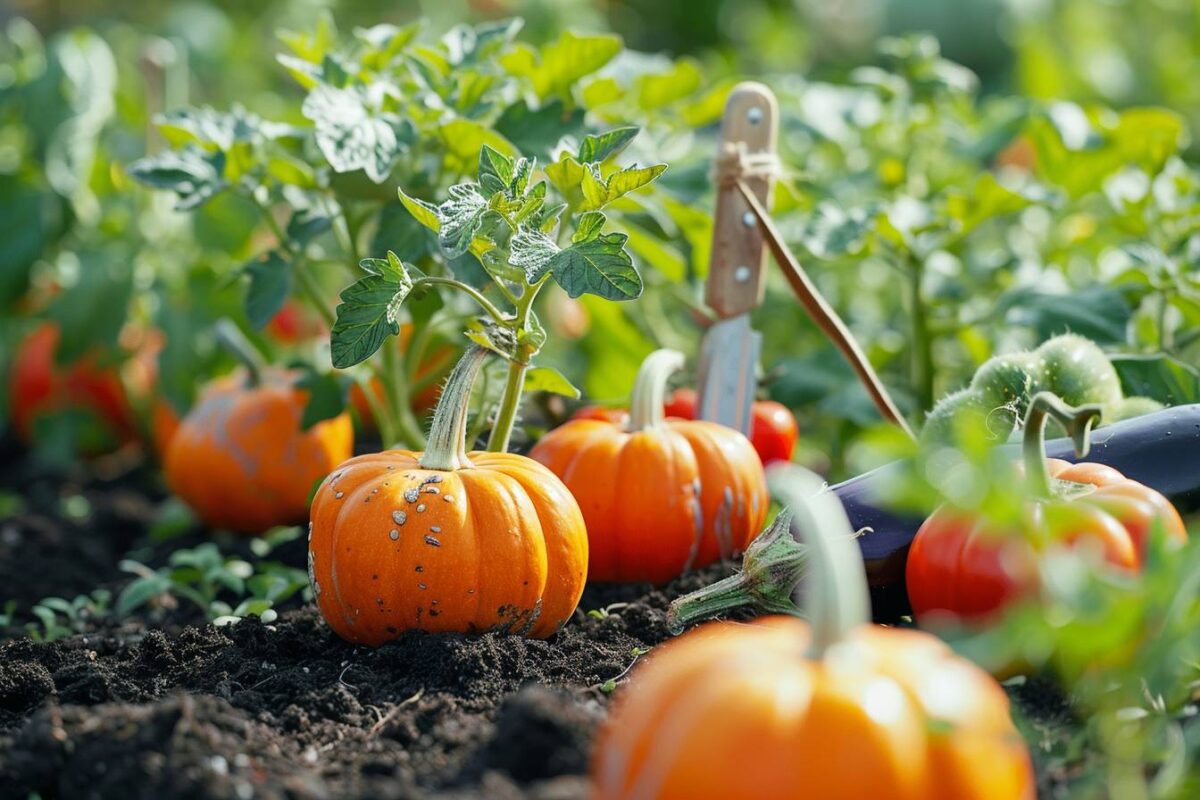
0 437 1075 799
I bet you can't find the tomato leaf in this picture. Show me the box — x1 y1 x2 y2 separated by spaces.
330 251 412 368
436 183 488 258
509 227 559 282
578 126 639 163
547 213 642 301
398 188 440 233
301 85 408 183
499 31 621 101
523 366 581 399
1110 354 1200 406
292 363 348 429
126 146 228 210
243 251 291 330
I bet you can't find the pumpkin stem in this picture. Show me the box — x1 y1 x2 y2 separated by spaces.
628 349 687 431
420 345 490 471
666 509 806 634
1022 391 1102 498
214 318 265 387
766 464 870 658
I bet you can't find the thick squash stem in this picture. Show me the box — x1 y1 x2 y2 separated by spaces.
420 346 490 471
628 349 687 431
666 509 806 634
213 318 265 387
766 464 870 658
1023 391 1102 499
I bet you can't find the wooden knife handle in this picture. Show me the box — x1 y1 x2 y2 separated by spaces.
706 82 779 319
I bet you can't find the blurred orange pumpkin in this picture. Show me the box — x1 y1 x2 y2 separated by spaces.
592 466 1034 800
165 353 353 533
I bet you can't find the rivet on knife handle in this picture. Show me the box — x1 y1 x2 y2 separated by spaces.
706 82 778 320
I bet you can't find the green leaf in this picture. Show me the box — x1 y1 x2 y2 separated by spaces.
330 252 413 368
637 59 703 109
579 163 667 211
156 105 261 151
1110 354 1200 406
436 183 488 259
398 188 441 233
573 211 606 241
244 251 291 330
301 85 405 183
293 364 348 429
510 227 559 282
499 31 621 101
373 201 433 262
440 119 517 177
996 284 1131 344
523 366 581 399
126 146 227 210
549 226 642 301
286 208 333 245
578 126 639 164
49 248 134 361
943 173 1035 236
478 144 515 196
494 100 585 159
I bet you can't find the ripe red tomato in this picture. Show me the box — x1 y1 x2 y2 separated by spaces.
9 323 139 451
266 300 326 344
572 388 798 465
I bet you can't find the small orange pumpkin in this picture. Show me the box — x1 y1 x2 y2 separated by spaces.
164 321 353 534
308 346 588 646
592 466 1034 800
530 349 768 584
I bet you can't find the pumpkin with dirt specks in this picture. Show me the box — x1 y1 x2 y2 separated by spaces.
164 367 353 533
530 350 767 584
308 347 588 646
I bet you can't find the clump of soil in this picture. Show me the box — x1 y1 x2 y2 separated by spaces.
0 568 726 799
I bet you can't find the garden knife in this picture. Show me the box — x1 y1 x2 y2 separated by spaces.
696 82 779 434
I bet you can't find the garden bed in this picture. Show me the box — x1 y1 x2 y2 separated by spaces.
0 442 1075 800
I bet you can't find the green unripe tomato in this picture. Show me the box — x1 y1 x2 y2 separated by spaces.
1107 396 1164 423
1033 334 1124 412
970 352 1042 423
920 388 993 447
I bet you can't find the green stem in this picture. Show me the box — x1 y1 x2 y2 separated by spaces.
908 256 933 415
486 359 528 452
484 274 552 452
213 318 265 387
415 276 508 326
379 341 426 449
420 346 490 471
355 372 397 448
628 349 686 431
766 464 870 658
666 509 806 634
293 256 335 327
1022 392 1103 499
252 195 336 326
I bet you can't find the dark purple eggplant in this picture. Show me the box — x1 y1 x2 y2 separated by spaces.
833 404 1200 621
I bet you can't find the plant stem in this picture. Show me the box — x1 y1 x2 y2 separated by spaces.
765 464 869 659
415 276 508 326
293 256 335 327
1022 392 1103 499
354 373 397 449
484 273 552 452
379 340 426 449
213 318 265 387
628 349 686 431
420 346 489 471
908 255 933 416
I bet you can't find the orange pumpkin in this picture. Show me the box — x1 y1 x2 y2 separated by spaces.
164 322 352 533
530 349 768 584
592 466 1034 800
309 346 588 646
